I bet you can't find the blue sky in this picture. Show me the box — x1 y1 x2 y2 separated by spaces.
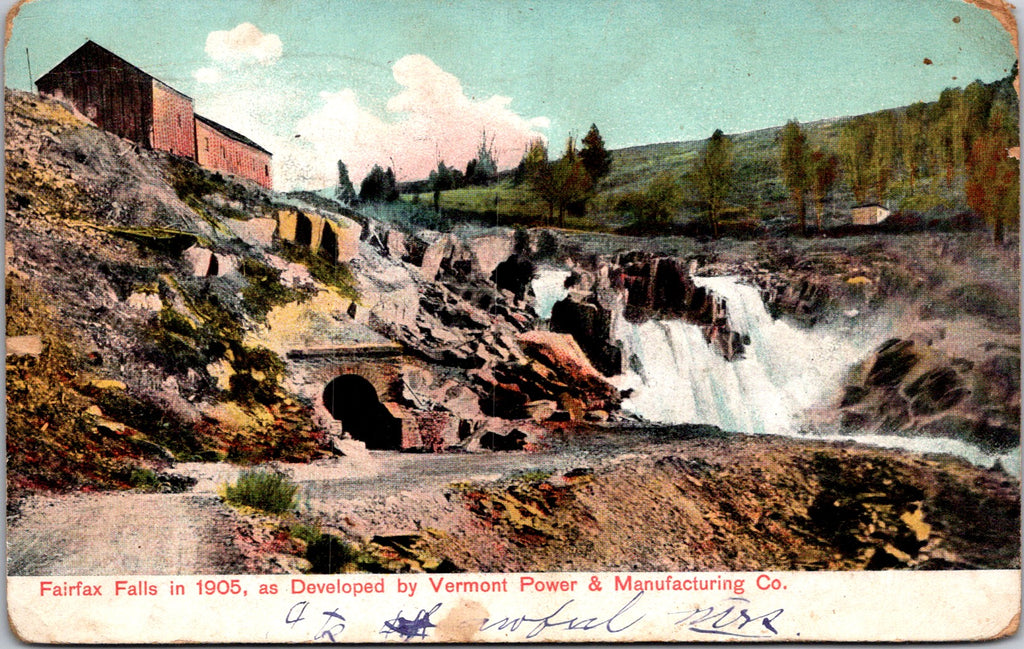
4 0 1017 190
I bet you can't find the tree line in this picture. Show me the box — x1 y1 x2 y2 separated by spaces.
620 67 1018 242
339 67 1016 243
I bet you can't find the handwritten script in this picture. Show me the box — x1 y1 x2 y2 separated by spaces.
479 592 645 639
671 597 784 638
380 603 442 641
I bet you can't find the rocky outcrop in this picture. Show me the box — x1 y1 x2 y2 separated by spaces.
838 337 1020 452
492 253 535 300
549 294 622 376
547 254 748 365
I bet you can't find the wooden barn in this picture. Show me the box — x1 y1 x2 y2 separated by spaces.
195 115 272 190
36 40 272 189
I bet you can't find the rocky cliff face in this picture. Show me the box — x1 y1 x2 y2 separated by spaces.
545 253 750 378
5 89 632 496
836 335 1020 452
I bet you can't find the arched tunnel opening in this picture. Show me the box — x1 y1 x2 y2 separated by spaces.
322 374 402 450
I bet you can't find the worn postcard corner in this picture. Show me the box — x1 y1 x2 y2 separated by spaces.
4 0 1022 644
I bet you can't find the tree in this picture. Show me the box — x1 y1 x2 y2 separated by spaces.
839 116 873 204
899 104 927 192
868 112 896 202
779 121 811 234
429 161 456 213
549 137 593 225
579 123 612 183
615 173 680 229
691 129 734 238
384 167 399 201
335 160 356 203
466 131 498 186
359 164 398 202
809 150 839 232
966 126 1018 244
928 87 967 187
522 140 558 223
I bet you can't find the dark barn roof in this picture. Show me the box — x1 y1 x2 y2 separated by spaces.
38 40 194 101
195 114 272 156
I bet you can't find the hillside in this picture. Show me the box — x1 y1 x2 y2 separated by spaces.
400 70 1017 236
3 89 620 495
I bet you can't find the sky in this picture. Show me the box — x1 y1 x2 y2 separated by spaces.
4 0 1018 191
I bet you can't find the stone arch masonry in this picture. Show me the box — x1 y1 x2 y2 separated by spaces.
285 344 460 451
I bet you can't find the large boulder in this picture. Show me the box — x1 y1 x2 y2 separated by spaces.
225 217 277 247
466 231 516 277
837 337 1020 453
549 294 622 376
515 331 620 410
611 255 746 360
492 254 535 301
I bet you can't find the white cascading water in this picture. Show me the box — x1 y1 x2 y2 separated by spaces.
531 267 572 319
532 269 1020 475
616 276 868 435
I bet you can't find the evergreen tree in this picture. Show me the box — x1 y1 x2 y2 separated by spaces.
384 167 399 201
429 161 456 213
359 164 398 202
579 123 612 183
335 160 356 203
359 164 385 202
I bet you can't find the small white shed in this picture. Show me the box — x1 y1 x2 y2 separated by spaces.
851 204 891 226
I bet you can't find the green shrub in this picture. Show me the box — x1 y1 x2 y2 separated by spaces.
129 467 161 491
224 469 298 514
276 242 359 300
239 258 308 320
228 345 285 406
169 159 226 201
307 534 357 573
290 523 323 545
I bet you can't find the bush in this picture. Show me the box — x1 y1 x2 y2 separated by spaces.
290 523 323 545
239 258 308 320
276 242 359 300
307 534 357 573
129 467 161 490
224 469 298 514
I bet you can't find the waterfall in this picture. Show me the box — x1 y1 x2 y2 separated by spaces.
617 276 869 435
531 267 571 319
533 270 1020 475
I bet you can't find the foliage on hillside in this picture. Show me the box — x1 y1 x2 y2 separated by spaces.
408 69 1018 240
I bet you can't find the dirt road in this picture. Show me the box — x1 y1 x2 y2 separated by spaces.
7 492 246 576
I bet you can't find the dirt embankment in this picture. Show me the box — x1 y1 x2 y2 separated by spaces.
6 429 1018 575
277 428 1019 574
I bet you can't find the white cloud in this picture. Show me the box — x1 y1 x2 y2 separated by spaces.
205 23 282 68
192 67 222 84
280 54 548 190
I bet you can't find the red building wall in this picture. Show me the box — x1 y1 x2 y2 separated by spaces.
150 80 196 159
196 118 273 189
